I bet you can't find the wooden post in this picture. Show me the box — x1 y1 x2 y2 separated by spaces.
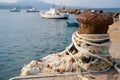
76 12 113 34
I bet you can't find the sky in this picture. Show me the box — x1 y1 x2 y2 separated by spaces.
0 0 18 3
0 0 120 8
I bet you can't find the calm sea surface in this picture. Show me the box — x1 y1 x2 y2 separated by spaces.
0 9 77 80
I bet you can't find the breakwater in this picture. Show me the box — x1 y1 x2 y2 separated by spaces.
58 8 120 19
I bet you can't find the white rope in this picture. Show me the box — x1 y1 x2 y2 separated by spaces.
72 37 113 66
75 32 110 41
71 31 120 73
73 33 111 46
114 64 120 73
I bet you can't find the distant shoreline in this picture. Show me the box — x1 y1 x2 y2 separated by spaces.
0 7 120 12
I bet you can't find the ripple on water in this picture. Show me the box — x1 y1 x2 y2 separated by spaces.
0 63 5 66
40 50 47 54
35 54 40 57
33 46 39 49
16 56 25 59
3 66 21 73
34 53 45 59
16 49 25 53
35 50 41 53
7 52 16 55
51 48 58 51
5 58 15 62
13 45 19 48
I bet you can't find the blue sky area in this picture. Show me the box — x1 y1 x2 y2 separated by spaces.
0 0 120 8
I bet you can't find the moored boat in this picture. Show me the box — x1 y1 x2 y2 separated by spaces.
10 8 20 12
39 12 69 19
66 20 79 26
39 6 69 19
26 8 39 12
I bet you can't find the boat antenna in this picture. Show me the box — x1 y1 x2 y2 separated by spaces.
52 3 55 8
60 0 62 7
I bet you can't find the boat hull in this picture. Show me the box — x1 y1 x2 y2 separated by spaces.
66 20 79 26
10 10 20 12
39 12 69 19
26 10 39 12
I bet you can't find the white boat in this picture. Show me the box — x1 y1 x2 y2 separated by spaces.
26 8 39 12
10 8 20 12
39 7 69 19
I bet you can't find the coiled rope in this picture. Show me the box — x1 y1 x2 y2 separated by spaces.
66 31 120 73
64 32 111 73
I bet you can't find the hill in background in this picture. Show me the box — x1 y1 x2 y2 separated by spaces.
0 0 52 10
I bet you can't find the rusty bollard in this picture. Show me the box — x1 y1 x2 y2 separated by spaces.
76 12 113 34
74 12 114 72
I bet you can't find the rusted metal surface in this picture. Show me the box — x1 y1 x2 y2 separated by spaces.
76 12 113 34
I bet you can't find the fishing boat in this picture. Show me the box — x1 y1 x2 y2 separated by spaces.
39 12 69 19
10 8 20 12
39 6 69 19
66 20 79 26
26 8 39 12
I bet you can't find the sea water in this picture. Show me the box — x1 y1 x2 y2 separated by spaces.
0 9 77 80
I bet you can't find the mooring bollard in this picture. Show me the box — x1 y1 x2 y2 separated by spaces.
76 12 113 34
73 12 114 72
